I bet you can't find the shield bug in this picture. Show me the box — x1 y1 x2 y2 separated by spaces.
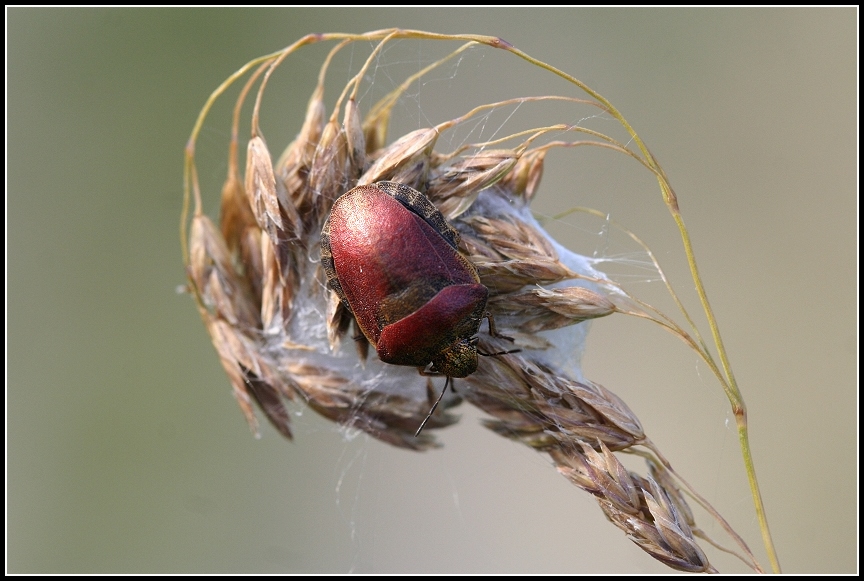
321 181 489 434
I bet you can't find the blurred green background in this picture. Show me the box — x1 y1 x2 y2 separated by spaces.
8 8 856 573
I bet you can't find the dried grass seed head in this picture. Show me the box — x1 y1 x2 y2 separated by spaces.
180 32 770 572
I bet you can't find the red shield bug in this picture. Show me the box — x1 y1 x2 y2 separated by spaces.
321 181 490 434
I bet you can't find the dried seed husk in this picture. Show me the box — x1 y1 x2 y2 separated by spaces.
277 96 326 218
358 127 438 186
219 173 256 255
427 149 519 219
489 286 615 332
246 136 303 270
344 97 366 177
246 136 285 235
498 148 546 203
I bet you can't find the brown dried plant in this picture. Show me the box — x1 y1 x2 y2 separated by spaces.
181 29 778 573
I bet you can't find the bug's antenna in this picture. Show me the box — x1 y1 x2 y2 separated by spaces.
415 376 451 437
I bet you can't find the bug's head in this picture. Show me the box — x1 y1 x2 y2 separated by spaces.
431 337 479 378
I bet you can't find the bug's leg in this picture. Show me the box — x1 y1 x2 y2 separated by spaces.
351 324 370 363
478 346 521 357
485 311 514 342
479 312 520 357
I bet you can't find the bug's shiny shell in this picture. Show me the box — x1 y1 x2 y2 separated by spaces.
320 181 488 377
